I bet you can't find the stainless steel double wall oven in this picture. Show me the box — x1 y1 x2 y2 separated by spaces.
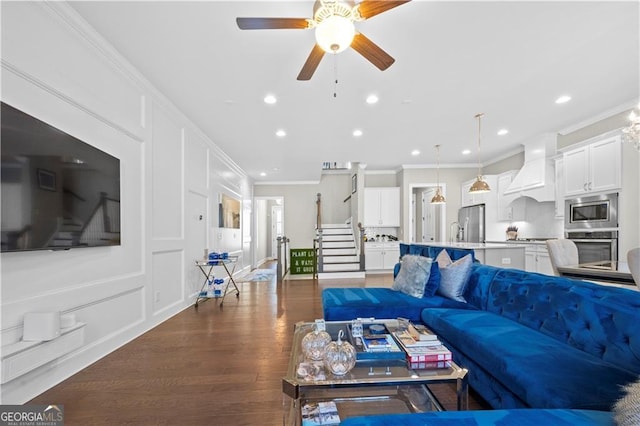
565 193 618 263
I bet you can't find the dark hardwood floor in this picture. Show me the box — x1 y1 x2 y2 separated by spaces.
30 264 488 425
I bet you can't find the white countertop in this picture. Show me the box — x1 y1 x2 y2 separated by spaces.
486 239 554 246
414 242 527 250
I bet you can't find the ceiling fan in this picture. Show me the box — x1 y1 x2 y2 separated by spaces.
236 0 411 80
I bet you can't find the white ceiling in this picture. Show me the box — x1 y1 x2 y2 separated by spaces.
69 1 639 183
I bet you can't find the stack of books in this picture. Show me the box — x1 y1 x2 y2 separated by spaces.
347 324 405 361
392 324 452 369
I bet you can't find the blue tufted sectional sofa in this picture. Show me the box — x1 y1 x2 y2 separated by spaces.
321 244 640 424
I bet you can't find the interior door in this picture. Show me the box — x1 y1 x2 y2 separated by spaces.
271 204 283 258
421 190 436 242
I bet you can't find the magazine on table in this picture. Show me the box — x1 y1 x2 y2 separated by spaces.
301 401 340 425
393 330 442 348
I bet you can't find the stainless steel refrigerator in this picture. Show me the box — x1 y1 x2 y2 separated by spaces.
457 204 485 243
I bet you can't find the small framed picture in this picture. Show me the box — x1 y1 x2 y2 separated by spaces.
352 174 357 194
37 168 56 191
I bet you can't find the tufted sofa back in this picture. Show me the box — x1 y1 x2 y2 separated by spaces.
401 243 478 263
480 268 640 375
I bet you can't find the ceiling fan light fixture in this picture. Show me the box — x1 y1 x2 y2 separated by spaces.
315 15 355 53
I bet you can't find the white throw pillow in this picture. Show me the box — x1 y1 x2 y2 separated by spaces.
436 252 473 302
614 377 640 426
392 255 433 299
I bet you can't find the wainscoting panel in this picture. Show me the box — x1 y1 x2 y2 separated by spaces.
1 2 144 141
151 103 184 240
185 128 209 197
152 250 184 313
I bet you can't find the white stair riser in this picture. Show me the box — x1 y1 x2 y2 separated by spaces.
323 255 359 263
323 229 352 236
322 248 357 255
322 235 354 242
323 241 355 249
323 263 361 272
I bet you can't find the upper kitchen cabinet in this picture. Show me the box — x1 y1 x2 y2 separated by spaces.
563 136 621 197
497 171 525 221
555 158 565 218
461 175 498 207
364 187 400 227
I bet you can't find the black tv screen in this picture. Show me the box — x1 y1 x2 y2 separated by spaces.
1 102 121 252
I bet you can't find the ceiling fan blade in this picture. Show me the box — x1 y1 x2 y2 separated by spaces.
350 33 395 71
297 45 325 81
236 17 310 30
357 0 411 19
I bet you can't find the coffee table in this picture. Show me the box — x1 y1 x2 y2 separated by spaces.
282 319 468 425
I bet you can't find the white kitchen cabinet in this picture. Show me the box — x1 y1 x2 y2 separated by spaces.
364 187 400 227
365 242 400 270
497 171 525 221
524 244 553 275
555 157 564 218
563 136 621 197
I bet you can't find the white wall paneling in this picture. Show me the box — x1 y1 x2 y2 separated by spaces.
0 2 253 403
151 104 184 240
151 250 185 315
2 2 145 141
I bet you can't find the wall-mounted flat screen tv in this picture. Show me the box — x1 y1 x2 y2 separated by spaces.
1 102 121 252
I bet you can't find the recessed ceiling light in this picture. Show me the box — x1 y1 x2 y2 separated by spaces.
276 129 286 137
411 149 420 156
264 94 277 104
353 129 363 137
497 129 509 136
366 94 378 104
462 149 472 155
555 95 571 104
260 172 267 177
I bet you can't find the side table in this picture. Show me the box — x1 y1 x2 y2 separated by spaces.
194 257 240 308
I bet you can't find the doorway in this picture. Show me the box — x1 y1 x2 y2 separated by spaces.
409 184 446 243
254 196 285 267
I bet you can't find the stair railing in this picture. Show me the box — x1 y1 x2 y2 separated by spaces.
358 222 366 271
276 235 290 282
316 193 322 230
80 192 121 246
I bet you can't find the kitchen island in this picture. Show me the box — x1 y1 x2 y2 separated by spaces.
414 242 526 269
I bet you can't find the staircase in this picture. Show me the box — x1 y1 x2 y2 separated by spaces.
48 217 84 248
318 223 365 279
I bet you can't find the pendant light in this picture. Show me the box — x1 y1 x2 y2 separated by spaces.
469 113 491 194
431 144 446 204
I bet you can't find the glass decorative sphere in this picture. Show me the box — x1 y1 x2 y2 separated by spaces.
323 330 356 376
301 327 331 361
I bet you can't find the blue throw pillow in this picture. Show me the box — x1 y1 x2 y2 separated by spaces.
436 252 473 302
392 255 432 298
423 260 441 297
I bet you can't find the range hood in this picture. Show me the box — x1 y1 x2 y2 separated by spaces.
503 133 556 202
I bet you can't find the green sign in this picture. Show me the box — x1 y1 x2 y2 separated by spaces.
290 248 316 275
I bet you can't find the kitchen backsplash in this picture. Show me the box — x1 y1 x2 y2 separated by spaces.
488 198 563 241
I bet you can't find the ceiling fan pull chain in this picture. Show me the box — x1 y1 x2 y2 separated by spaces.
333 54 338 98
